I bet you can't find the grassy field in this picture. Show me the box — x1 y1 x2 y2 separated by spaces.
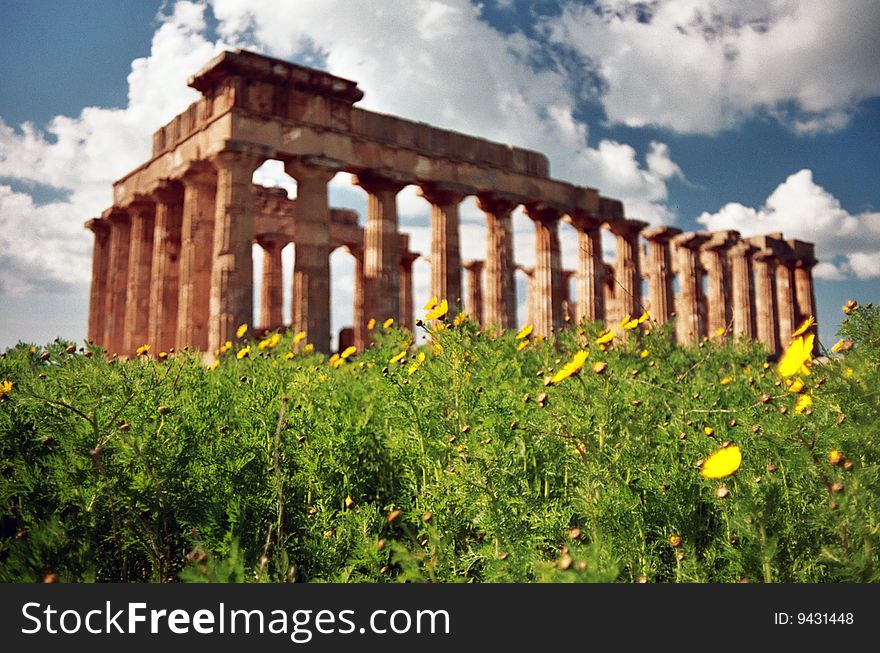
1 301 878 583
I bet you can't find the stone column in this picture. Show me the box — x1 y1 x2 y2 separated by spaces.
85 218 110 346
420 183 469 311
476 194 517 331
701 230 738 336
352 173 406 335
148 182 183 353
672 232 710 343
123 199 156 354
642 226 681 325
607 218 648 322
561 269 576 321
728 241 757 339
752 249 780 355
400 250 418 331
570 212 605 323
462 260 485 323
177 163 216 351
348 244 366 350
525 203 563 337
775 248 798 345
256 235 284 331
103 208 131 354
209 151 262 353
287 160 336 353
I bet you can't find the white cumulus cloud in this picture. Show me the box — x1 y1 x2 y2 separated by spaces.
696 169 880 279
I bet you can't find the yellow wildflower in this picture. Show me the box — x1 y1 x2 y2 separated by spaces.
703 426 715 436
793 394 813 414
787 377 805 393
700 445 742 479
424 296 438 310
208 360 220 371
236 323 248 338
407 351 426 375
827 450 843 466
637 311 650 324
135 344 150 357
367 318 376 331
303 344 314 353
842 299 858 314
620 314 639 330
236 347 250 360
344 495 355 509
341 346 357 359
283 352 295 360
595 329 615 345
453 312 467 326
389 350 407 364
830 339 852 353
383 318 394 328
719 376 733 385
640 349 650 359
0 380 13 398
714 327 725 336
332 357 345 369
549 350 589 385
220 341 232 354
425 299 449 321
329 353 340 365
777 334 814 378
293 331 306 344
433 343 443 355
516 324 533 340
844 368 854 378
791 315 815 337
258 333 282 350
516 340 529 351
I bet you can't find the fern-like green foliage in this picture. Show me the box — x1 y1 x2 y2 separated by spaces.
0 304 877 583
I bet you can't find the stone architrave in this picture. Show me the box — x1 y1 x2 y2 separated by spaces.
148 181 184 353
420 182 470 311
209 151 263 353
607 218 648 322
286 159 337 353
642 225 681 325
462 260 485 323
752 248 781 355
701 230 738 336
728 240 757 339
524 203 564 337
476 193 518 331
569 211 605 323
85 218 111 346
177 163 217 351
257 233 285 331
353 173 407 335
103 209 131 355
672 232 710 343
123 199 156 354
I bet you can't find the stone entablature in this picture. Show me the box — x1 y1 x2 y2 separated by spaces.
86 49 816 357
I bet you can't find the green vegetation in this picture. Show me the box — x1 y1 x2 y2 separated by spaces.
1 303 878 583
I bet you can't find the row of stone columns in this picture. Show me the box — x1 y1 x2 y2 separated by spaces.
89 154 816 357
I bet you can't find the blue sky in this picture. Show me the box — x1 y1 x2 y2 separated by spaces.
1 0 878 350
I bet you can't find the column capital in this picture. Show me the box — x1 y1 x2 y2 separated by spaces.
181 160 218 186
524 201 563 224
101 206 130 224
255 231 289 249
84 217 110 235
120 194 155 217
672 231 711 251
476 192 520 215
400 250 420 266
606 217 648 236
462 259 485 272
598 196 625 221
729 240 757 257
567 209 603 231
149 179 185 204
702 229 740 251
642 225 682 242
351 171 411 194
210 148 265 173
418 181 472 206
283 156 342 183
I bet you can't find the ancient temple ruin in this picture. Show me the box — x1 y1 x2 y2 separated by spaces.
85 49 817 356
